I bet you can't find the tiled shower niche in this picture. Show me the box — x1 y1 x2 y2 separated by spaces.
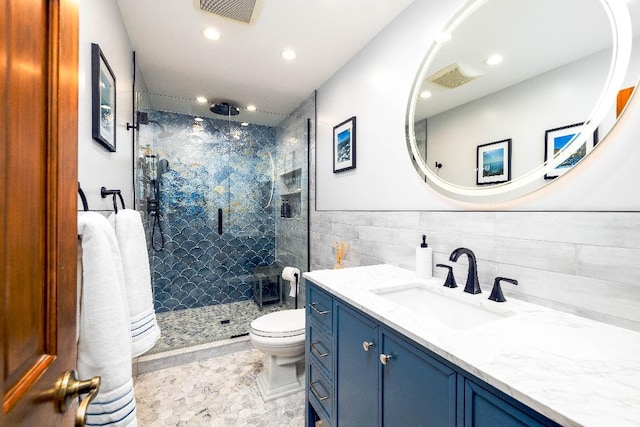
138 111 281 313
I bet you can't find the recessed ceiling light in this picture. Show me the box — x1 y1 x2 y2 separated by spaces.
435 32 452 43
246 105 257 111
202 27 221 41
419 90 432 99
196 96 207 103
486 54 503 66
281 49 296 60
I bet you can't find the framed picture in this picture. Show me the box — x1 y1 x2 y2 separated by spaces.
544 122 598 179
476 139 511 185
333 117 356 173
91 43 116 152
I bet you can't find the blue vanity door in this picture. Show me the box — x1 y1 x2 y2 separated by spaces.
381 329 458 427
464 379 557 427
336 303 379 427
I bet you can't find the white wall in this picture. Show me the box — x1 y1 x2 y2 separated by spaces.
311 0 640 332
78 0 134 211
315 0 640 211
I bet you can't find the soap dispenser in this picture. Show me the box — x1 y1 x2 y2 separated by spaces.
416 234 433 279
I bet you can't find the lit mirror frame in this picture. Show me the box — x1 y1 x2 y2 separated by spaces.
406 0 633 203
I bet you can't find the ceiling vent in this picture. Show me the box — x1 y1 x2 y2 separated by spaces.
427 64 480 89
197 0 262 24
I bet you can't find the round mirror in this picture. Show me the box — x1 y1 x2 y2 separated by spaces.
406 0 636 203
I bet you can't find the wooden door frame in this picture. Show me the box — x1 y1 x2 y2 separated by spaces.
1 2 7 423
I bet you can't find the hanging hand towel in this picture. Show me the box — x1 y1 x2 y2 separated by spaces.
109 209 161 357
77 212 137 427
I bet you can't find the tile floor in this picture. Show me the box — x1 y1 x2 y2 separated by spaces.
149 300 287 354
134 344 306 426
134 300 307 426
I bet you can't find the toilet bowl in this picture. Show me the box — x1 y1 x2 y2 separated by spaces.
249 308 306 401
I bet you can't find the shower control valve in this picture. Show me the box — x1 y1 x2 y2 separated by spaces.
147 199 159 214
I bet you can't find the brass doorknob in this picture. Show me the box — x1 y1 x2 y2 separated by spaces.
52 370 101 427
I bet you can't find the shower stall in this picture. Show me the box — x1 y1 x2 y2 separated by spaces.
133 93 312 354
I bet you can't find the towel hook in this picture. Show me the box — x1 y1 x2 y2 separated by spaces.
100 187 125 214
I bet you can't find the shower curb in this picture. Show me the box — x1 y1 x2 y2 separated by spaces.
132 336 253 376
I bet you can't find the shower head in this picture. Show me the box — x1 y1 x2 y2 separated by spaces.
210 102 240 116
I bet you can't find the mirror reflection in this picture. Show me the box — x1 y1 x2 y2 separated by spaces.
408 0 639 201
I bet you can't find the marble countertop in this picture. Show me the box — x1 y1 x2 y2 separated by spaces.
303 264 640 427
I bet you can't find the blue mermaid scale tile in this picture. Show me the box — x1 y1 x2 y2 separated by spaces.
144 110 279 312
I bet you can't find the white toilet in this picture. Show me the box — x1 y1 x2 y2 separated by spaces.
249 308 306 401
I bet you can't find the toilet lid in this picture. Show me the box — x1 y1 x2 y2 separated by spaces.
250 309 305 338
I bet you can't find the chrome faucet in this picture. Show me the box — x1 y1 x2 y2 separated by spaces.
448 247 481 294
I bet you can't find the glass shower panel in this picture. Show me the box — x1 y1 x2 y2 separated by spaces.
143 111 276 312
132 92 312 351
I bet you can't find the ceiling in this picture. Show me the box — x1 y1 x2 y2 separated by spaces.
116 0 415 125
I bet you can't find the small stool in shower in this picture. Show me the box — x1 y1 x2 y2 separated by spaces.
251 265 283 309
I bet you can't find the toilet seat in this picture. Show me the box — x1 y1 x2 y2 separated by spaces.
250 309 305 338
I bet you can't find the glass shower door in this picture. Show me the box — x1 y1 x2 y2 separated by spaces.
132 92 311 352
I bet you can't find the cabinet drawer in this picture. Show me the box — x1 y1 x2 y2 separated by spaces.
308 362 333 421
307 284 333 332
308 325 332 374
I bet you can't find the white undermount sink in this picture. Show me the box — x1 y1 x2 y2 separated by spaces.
371 283 515 330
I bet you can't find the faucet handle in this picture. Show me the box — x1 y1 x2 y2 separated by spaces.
435 264 457 288
488 277 518 302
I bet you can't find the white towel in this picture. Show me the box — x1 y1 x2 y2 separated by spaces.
108 209 161 357
77 212 137 427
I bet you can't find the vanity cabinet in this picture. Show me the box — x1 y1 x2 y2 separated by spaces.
335 303 378 426
380 326 458 426
335 303 457 426
306 284 335 425
305 281 560 427
463 380 551 427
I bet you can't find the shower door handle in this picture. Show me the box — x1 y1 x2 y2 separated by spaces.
217 208 223 235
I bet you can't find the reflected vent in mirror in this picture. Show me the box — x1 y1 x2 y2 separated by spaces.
427 63 481 89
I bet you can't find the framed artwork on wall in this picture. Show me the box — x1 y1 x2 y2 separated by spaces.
333 116 356 173
91 43 116 152
476 139 511 185
544 122 598 180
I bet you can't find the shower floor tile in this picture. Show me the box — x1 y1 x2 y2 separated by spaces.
148 300 288 355
134 346 305 426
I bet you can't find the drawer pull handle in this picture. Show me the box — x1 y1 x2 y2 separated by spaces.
380 353 393 365
362 341 375 352
310 381 330 401
309 302 329 315
310 341 329 358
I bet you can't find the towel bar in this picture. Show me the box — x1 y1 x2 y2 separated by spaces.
78 182 89 211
